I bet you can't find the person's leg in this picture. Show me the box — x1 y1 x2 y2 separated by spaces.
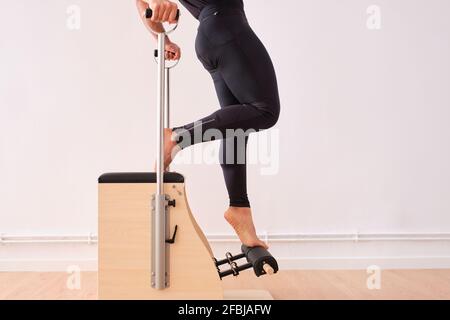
171 17 280 149
166 65 269 248
220 135 268 249
162 14 279 248
211 69 251 208
161 70 268 249
220 136 249 207
214 69 269 249
167 23 280 164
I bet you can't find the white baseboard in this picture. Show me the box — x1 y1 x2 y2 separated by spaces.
2 256 450 272
1 232 450 272
2 232 450 244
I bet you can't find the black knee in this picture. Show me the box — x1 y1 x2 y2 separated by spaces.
264 109 280 129
249 100 280 130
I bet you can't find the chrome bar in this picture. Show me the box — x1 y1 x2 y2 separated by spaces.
164 67 170 171
147 9 180 291
156 33 165 196
153 32 167 290
164 67 170 128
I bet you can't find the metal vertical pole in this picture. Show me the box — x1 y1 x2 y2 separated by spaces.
164 68 170 129
153 32 167 290
156 33 166 196
164 67 170 172
146 7 179 291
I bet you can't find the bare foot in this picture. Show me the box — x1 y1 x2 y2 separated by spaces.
154 128 180 171
224 207 269 249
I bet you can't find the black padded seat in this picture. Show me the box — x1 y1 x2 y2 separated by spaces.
98 172 185 184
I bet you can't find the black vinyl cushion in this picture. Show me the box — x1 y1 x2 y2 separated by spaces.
98 172 185 184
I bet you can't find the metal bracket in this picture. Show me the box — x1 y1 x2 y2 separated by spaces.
151 194 176 289
215 252 253 280
226 252 240 277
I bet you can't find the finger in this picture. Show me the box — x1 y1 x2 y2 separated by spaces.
162 3 171 22
165 46 174 55
168 4 178 23
166 50 174 60
151 4 160 22
157 4 165 22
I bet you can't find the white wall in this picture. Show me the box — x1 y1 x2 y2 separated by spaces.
1 0 450 271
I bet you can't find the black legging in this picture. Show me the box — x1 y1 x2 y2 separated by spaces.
173 1 280 208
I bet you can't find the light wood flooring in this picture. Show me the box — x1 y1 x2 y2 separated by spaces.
1 270 449 300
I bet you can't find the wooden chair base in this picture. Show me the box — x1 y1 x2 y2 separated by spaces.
98 173 236 300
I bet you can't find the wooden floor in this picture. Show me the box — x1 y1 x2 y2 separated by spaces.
1 270 450 300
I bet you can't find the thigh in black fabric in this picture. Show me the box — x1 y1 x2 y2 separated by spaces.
239 29 280 98
218 28 280 106
211 70 240 108
218 41 262 104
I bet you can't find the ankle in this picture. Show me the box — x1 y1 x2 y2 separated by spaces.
225 207 251 218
